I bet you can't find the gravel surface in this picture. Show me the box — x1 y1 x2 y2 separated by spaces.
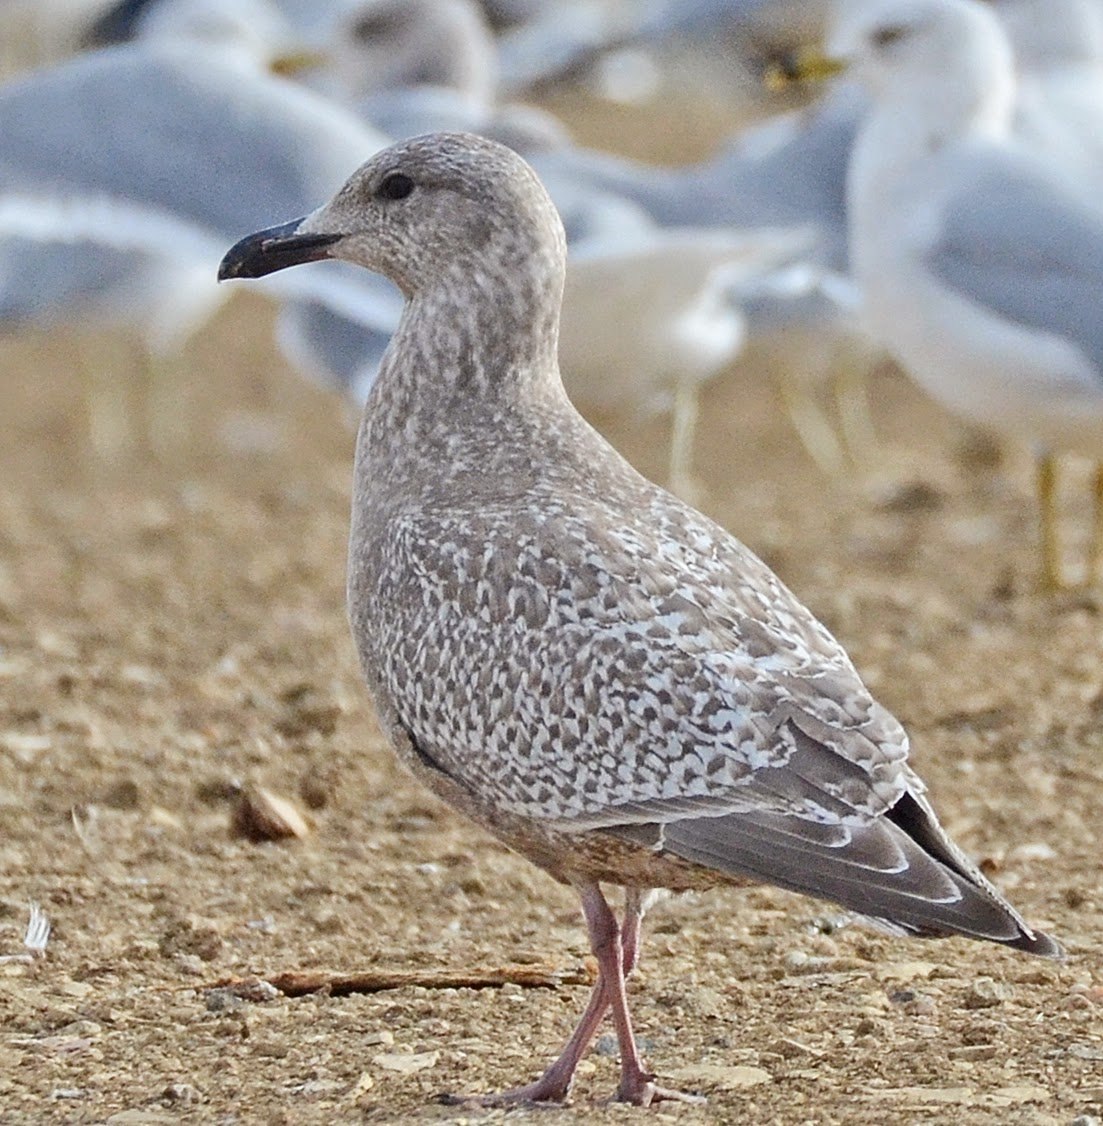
1 98 1101 1124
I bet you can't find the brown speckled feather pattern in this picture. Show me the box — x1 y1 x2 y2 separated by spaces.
269 133 1055 955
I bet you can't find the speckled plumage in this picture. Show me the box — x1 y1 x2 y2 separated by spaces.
219 132 1060 1106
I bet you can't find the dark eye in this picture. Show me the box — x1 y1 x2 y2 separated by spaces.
377 172 415 201
871 24 907 48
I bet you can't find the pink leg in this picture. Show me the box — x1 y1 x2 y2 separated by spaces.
579 886 704 1107
441 884 701 1107
443 884 625 1106
621 886 649 977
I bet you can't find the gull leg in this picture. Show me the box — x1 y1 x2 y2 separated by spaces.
774 362 847 478
1090 462 1103 585
667 378 702 504
620 887 648 977
443 885 697 1107
443 884 617 1106
578 885 703 1107
1037 453 1065 592
832 356 877 472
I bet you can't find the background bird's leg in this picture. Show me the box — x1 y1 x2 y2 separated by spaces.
580 885 703 1107
1037 452 1065 591
832 354 877 472
81 334 134 461
1089 461 1103 584
774 361 847 478
143 348 190 460
667 377 702 503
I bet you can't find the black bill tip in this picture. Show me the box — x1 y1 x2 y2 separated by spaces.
218 218 343 281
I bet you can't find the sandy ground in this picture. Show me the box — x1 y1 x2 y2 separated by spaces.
1 87 1103 1126
2 291 1102 1126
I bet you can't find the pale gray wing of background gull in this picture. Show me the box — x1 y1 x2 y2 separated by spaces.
528 83 861 269
274 268 403 401
0 42 388 350
924 156 1103 391
276 291 398 404
494 0 832 94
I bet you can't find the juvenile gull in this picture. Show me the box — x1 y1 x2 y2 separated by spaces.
219 131 1060 1106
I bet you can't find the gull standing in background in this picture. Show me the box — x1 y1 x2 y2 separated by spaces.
994 0 1103 199
829 0 1103 589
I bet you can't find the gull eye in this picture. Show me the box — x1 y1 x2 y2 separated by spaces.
377 172 415 201
871 24 907 48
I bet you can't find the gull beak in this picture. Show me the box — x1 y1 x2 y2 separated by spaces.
268 47 329 77
762 46 848 92
218 218 343 281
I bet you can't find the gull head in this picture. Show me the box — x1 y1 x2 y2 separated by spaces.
330 0 497 102
827 0 1012 101
219 131 567 301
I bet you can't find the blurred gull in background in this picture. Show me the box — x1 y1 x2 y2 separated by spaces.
558 223 816 498
994 0 1103 200
834 0 1103 588
318 0 498 105
0 11 386 451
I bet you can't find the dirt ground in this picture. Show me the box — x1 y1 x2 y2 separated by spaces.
2 98 1103 1126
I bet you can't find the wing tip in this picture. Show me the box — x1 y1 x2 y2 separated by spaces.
1004 926 1064 960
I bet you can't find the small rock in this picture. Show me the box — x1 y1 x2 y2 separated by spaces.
205 988 245 1014
161 1083 199 1105
665 1064 771 1092
50 1088 85 1099
949 1044 998 1061
159 919 222 963
224 978 280 1004
233 785 310 842
873 480 945 514
372 1050 439 1074
1070 1115 1101 1126
351 1071 375 1096
963 978 1013 1010
100 779 141 810
595 1033 617 1057
253 1038 289 1059
105 1113 178 1125
1 733 52 762
276 684 342 738
888 988 937 1016
298 771 331 810
879 961 938 983
362 1030 394 1047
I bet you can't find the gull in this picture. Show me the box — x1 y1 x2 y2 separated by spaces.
527 87 885 476
994 0 1103 200
219 130 1059 1106
0 35 386 451
306 0 498 106
831 0 1103 588
558 223 817 498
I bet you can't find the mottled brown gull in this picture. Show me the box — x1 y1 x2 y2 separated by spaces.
218 132 1060 1107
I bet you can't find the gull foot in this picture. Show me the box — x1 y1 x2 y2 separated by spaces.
438 1076 573 1108
615 1074 707 1107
